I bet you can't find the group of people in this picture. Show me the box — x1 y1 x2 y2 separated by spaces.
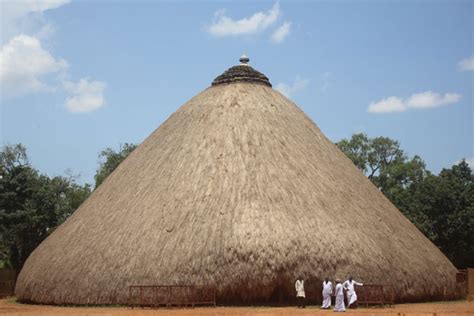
295 276 363 312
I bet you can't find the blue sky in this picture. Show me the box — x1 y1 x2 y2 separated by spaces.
1 0 473 185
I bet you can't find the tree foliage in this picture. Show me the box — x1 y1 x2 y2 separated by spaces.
94 143 137 188
0 144 91 270
337 134 474 268
0 142 137 271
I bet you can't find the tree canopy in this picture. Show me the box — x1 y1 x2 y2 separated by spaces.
0 143 138 270
94 143 137 188
0 144 91 270
336 133 474 268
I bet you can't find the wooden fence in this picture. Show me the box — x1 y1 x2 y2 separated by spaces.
0 269 16 298
128 285 216 308
468 268 474 301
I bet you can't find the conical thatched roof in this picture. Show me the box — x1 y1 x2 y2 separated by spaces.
16 57 458 305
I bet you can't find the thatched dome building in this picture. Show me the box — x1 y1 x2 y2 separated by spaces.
16 56 459 305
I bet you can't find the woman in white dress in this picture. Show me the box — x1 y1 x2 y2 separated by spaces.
343 276 363 308
321 277 333 309
333 279 345 312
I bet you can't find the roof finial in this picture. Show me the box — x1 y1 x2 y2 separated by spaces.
239 54 250 66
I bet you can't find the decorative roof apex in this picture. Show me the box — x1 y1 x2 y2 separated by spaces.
211 55 272 87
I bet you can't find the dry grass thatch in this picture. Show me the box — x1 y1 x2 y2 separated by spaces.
15 71 459 305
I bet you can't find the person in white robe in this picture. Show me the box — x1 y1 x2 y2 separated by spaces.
321 277 333 309
295 277 305 308
333 279 345 312
343 276 363 308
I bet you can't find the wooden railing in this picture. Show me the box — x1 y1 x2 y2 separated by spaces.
0 269 16 298
357 284 395 306
128 284 216 308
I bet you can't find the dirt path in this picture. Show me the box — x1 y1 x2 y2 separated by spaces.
0 298 473 316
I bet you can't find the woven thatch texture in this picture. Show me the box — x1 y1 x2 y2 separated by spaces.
15 83 458 305
212 65 272 87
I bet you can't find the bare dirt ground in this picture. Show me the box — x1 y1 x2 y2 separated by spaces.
0 298 473 316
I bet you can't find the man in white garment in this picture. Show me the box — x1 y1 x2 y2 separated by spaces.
295 276 305 308
333 279 345 312
343 276 363 308
321 277 333 309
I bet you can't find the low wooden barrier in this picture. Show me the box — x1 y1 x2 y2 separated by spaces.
0 269 16 298
456 269 468 300
468 268 474 302
128 285 216 308
357 284 395 306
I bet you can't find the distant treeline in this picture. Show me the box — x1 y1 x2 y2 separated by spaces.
336 134 473 269
0 135 472 272
0 143 136 271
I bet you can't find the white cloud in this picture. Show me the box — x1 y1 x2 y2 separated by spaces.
368 96 405 113
458 56 474 71
275 76 309 98
1 0 106 113
64 79 106 113
0 1 70 98
368 91 461 113
1 0 70 20
271 21 291 43
0 34 68 98
1 0 70 43
406 91 461 109
207 2 280 37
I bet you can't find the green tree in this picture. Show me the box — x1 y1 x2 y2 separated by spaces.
336 133 370 172
337 134 474 268
425 161 473 267
0 144 91 270
336 133 408 189
396 161 474 268
94 143 137 188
